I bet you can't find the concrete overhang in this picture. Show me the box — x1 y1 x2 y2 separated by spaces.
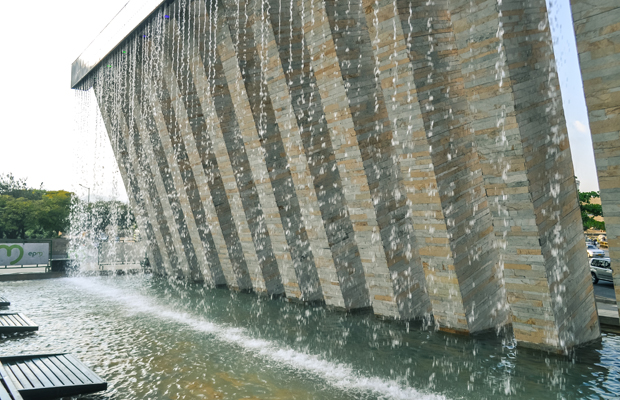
70 0 167 89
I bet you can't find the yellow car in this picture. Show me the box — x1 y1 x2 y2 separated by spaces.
598 235 608 248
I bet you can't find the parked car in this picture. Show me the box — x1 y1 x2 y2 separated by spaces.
586 244 606 258
598 235 608 248
590 257 613 284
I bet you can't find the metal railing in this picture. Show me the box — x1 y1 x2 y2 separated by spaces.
97 240 147 270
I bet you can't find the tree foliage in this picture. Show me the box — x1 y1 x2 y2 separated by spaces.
579 190 605 231
0 173 28 193
85 200 136 238
0 174 72 239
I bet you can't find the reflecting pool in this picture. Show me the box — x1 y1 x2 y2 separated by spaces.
1 276 619 399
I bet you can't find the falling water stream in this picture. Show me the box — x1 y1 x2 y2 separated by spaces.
1 276 619 399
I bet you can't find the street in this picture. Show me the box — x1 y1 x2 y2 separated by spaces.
593 280 616 301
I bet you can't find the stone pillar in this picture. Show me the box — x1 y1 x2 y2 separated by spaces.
211 11 298 297
362 0 505 328
301 0 416 315
219 0 325 301
93 84 166 275
154 7 257 290
115 108 169 276
158 18 239 286
498 0 598 350
183 21 262 292
572 0 620 316
147 75 216 283
395 0 506 332
256 0 369 311
133 84 196 280
321 0 433 319
249 1 348 307
95 68 187 279
446 0 599 348
161 57 233 287
136 31 207 282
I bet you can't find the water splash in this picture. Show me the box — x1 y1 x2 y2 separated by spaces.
72 277 447 400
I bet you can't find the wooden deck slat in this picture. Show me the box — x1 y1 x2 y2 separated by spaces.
0 382 12 400
0 314 37 334
0 354 107 399
0 386 22 400
30 359 62 387
22 361 52 388
38 359 73 386
12 364 43 389
63 355 102 384
0 365 23 400
5 366 31 390
47 357 84 385
2 367 22 391
16 316 31 327
16 315 36 328
56 355 92 384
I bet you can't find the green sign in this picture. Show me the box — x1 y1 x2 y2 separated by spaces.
0 243 48 266
0 245 24 265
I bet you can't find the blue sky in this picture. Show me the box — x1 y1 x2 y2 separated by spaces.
0 0 600 201
548 0 599 192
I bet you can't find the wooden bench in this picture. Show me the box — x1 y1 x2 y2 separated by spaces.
0 315 37 334
0 298 9 308
0 354 107 400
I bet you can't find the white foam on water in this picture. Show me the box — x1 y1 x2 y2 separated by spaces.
71 277 448 400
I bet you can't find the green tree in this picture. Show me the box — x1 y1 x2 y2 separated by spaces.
0 173 44 199
86 200 136 238
0 174 136 240
579 190 605 231
0 196 37 239
0 175 73 239
0 173 28 193
37 191 72 237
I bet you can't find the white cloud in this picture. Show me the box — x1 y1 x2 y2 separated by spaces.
573 120 590 133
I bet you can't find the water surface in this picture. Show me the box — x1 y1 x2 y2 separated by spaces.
0 276 618 399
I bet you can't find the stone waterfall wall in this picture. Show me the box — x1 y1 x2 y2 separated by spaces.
87 0 599 350
572 0 620 319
